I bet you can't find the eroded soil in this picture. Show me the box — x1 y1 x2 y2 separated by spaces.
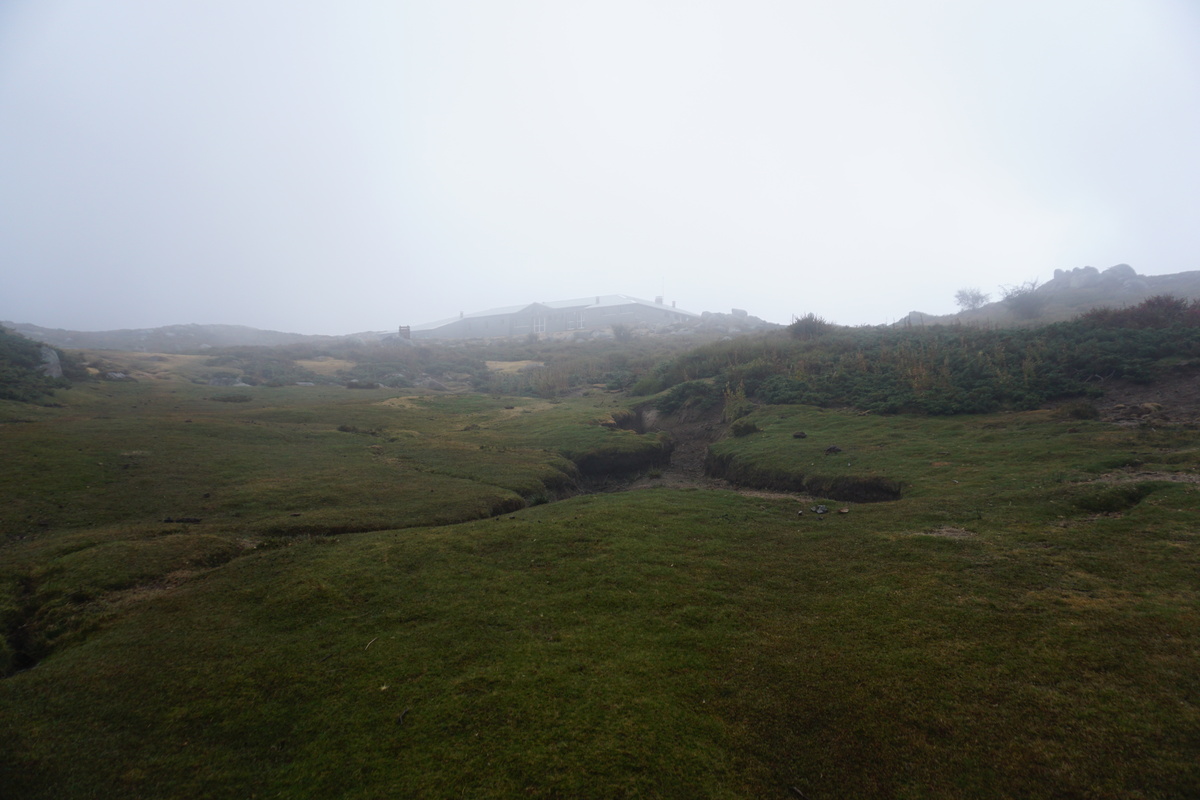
1095 365 1200 426
620 406 814 501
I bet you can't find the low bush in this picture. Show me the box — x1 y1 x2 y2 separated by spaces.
730 419 759 437
1059 400 1100 420
654 380 719 414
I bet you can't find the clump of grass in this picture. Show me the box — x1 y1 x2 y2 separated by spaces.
335 423 378 435
1058 399 1100 419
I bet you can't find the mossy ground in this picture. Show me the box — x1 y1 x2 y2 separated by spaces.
1 366 1198 798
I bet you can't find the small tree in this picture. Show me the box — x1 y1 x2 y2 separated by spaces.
788 313 831 340
1000 279 1046 320
954 288 990 311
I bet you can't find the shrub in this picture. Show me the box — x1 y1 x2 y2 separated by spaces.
1081 295 1200 329
788 313 832 340
655 380 719 414
730 419 759 437
722 382 754 422
1000 279 1047 320
1059 400 1099 420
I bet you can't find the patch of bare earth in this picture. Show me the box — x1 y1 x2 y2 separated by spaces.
485 360 545 374
1095 365 1200 426
912 526 976 539
296 356 358 376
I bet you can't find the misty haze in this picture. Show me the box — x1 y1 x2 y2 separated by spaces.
2 2 1199 335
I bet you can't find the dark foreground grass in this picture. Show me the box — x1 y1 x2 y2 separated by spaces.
3 488 1198 798
2 372 1199 798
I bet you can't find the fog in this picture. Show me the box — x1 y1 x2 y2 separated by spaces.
2 1 1199 335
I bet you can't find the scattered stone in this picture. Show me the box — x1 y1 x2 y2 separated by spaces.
824 445 842 455
792 431 807 439
811 504 829 514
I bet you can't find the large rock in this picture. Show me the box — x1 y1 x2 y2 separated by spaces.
38 346 62 378
1102 263 1138 282
1050 266 1100 289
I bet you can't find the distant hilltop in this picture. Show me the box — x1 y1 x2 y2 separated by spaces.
4 296 780 352
407 294 780 342
898 264 1200 327
0 322 364 353
410 294 698 340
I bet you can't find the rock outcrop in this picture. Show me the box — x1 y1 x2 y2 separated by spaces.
37 346 62 378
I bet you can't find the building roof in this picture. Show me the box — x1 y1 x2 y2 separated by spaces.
411 294 699 331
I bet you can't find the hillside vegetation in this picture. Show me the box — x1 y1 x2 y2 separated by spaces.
910 263 1200 327
0 326 81 403
1 301 1199 798
636 296 1200 415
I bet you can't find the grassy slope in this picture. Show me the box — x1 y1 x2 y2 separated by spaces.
1 366 1199 798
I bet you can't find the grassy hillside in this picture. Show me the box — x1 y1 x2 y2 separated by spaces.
1 347 1199 798
636 296 1200 416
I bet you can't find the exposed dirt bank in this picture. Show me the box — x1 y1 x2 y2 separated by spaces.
601 406 816 501
1095 364 1200 426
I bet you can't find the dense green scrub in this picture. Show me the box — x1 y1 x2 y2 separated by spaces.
637 296 1200 415
2 364 1199 798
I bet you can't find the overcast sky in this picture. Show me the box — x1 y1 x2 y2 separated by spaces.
2 1 1199 335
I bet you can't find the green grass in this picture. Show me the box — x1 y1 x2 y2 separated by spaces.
2 371 1199 798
